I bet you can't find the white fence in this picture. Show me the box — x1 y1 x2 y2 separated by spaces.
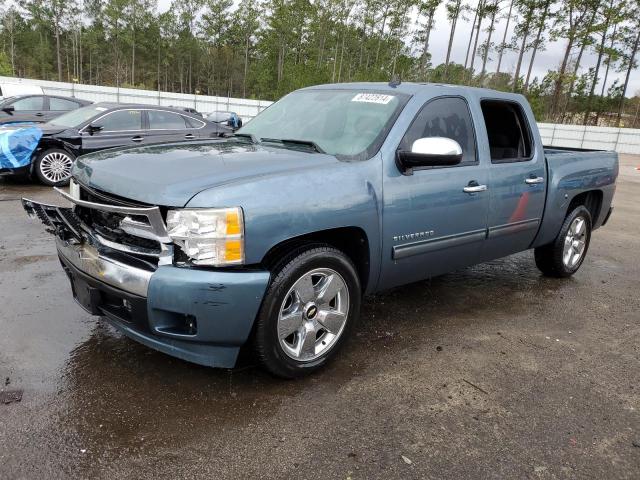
0 76 273 121
2 77 640 153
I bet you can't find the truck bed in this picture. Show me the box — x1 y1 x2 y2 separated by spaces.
533 146 618 248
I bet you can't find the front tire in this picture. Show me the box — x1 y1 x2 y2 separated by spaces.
535 205 592 278
34 148 74 186
255 245 361 378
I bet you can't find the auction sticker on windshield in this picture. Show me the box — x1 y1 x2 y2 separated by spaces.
351 93 395 104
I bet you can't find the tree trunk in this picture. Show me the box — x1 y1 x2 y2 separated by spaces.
496 0 514 75
375 5 389 66
512 28 529 91
444 0 462 80
422 8 435 73
524 0 551 91
469 2 485 79
601 24 618 97
132 33 136 85
464 6 479 69
243 35 249 98
583 29 607 124
616 28 640 127
55 24 63 81
338 30 346 81
480 2 498 80
550 33 575 120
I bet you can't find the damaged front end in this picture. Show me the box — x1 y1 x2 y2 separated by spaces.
22 182 270 368
23 185 172 298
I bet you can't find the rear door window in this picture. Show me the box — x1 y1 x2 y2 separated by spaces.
148 110 187 130
11 96 44 111
481 100 533 162
98 110 143 131
49 97 81 111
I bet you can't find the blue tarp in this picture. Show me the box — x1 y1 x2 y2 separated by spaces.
0 126 42 169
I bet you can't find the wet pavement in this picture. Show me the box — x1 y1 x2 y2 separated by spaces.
1 156 639 479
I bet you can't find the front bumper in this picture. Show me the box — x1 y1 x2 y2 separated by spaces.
24 197 271 368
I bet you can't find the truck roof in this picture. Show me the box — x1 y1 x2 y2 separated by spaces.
303 82 526 102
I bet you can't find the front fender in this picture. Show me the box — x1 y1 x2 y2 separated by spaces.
186 155 383 292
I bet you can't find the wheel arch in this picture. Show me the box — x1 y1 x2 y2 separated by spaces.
30 140 76 175
567 190 603 226
260 226 371 293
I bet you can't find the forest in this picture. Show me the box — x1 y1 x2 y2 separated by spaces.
1 0 640 126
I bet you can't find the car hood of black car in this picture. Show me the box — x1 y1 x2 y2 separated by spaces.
73 139 343 207
0 123 69 136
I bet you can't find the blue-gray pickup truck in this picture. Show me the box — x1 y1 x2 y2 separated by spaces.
23 83 618 378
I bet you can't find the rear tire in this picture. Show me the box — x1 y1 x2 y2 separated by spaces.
34 148 74 186
535 205 592 278
254 245 361 379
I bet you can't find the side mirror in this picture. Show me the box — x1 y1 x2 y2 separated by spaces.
3 105 15 114
87 123 103 134
396 137 463 174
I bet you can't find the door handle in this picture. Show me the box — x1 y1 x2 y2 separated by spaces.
184 134 196 140
131 136 144 143
525 176 544 185
35 113 44 117
463 181 488 194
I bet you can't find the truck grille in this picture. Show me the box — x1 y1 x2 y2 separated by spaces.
75 206 162 254
67 183 172 269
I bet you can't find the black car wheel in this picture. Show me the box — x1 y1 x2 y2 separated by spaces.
254 245 361 378
535 205 592 278
34 148 74 186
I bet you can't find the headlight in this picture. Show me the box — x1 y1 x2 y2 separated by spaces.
166 208 244 266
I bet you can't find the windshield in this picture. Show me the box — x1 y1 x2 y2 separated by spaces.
48 105 108 128
239 89 408 159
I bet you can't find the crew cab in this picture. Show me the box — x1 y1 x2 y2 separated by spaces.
23 83 618 378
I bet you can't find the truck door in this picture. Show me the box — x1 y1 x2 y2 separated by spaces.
479 100 546 260
380 96 489 290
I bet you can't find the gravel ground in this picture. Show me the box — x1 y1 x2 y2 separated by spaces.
0 155 638 479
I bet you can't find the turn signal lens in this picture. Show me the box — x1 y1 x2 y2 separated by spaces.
226 211 241 235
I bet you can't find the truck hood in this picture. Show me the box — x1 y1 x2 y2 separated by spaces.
73 140 342 206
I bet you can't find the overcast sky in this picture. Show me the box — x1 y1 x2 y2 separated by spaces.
156 0 639 96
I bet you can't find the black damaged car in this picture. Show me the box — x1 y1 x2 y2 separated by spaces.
0 103 231 186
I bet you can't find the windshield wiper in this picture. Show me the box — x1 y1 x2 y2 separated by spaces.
260 138 325 154
231 133 259 143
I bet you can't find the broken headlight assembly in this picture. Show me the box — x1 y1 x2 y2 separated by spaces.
166 207 244 266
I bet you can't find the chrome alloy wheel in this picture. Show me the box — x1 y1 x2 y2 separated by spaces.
563 216 587 268
277 268 350 362
39 151 73 183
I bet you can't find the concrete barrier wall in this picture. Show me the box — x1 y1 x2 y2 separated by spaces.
537 122 640 154
2 76 639 152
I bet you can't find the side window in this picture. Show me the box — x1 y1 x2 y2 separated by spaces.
399 97 477 166
98 110 143 131
11 96 44 111
481 100 532 162
49 97 81 111
184 116 204 128
148 110 187 130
